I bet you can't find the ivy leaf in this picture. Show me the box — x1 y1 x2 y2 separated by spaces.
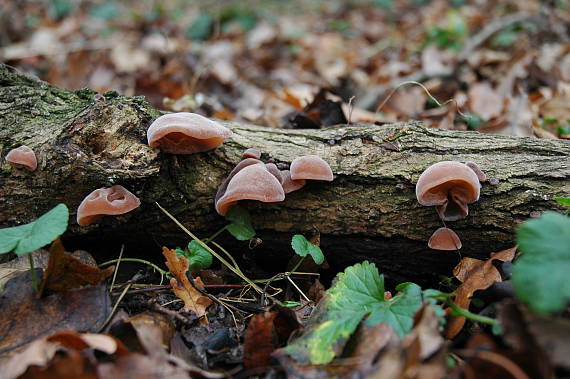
284 261 423 364
0 204 69 255
176 241 213 270
225 206 255 241
291 234 324 265
512 212 570 313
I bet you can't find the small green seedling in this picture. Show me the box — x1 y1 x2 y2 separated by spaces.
175 205 256 270
291 234 324 269
0 203 69 290
176 240 213 270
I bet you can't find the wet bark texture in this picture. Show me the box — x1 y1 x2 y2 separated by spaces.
1 64 569 285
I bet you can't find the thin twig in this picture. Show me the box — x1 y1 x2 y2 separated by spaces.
110 245 124 290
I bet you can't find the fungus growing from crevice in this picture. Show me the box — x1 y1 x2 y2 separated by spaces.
147 112 232 154
290 155 333 181
416 161 480 221
215 164 285 216
428 227 462 250
77 185 141 226
5 145 37 171
242 148 261 159
465 161 486 182
280 170 306 194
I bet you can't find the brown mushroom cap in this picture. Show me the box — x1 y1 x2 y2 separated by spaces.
416 161 480 221
5 145 37 171
242 148 261 160
215 164 285 216
77 185 141 226
290 155 333 181
428 227 462 250
147 112 232 154
281 170 306 194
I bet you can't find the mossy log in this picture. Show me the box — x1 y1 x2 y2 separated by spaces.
1 64 569 285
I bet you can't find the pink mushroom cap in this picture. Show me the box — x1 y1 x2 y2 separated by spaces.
77 185 141 226
242 148 261 160
215 164 285 216
290 155 333 181
5 145 37 171
147 112 232 154
428 227 462 250
416 161 480 221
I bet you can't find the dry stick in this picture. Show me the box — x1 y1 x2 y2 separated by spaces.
347 95 356 125
110 245 124 291
97 282 132 333
374 80 470 119
156 202 263 293
458 12 532 62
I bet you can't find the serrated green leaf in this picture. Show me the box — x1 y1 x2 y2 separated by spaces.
512 212 570 313
225 206 255 241
554 197 570 207
285 261 424 364
366 282 423 338
0 204 69 256
291 234 324 265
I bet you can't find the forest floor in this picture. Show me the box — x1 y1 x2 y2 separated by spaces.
1 0 569 378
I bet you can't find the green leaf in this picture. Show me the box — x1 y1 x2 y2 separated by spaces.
366 282 423 338
291 234 324 265
285 261 423 364
554 197 570 207
0 204 69 256
225 206 255 241
512 212 570 313
176 241 213 270
186 12 214 40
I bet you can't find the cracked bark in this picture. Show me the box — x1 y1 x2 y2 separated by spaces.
1 64 569 285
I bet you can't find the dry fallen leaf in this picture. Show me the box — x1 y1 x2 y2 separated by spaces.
0 271 111 365
446 247 516 339
468 81 504 120
243 312 278 370
38 237 114 295
162 247 212 325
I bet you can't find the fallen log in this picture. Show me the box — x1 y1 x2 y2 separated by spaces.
1 64 569 285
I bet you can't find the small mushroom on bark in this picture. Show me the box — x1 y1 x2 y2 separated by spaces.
5 145 37 171
215 164 285 216
416 161 480 221
242 148 261 159
265 163 283 183
77 185 141 226
280 170 306 194
290 155 333 181
465 161 486 182
215 158 264 206
147 112 232 154
428 227 462 250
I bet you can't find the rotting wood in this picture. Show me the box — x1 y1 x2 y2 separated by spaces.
1 64 569 285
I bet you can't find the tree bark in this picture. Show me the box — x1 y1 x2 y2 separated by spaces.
1 64 569 285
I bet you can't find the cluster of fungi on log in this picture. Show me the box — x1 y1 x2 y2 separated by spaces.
416 161 486 251
215 151 333 216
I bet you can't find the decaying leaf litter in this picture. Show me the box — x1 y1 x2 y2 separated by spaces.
0 0 569 378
